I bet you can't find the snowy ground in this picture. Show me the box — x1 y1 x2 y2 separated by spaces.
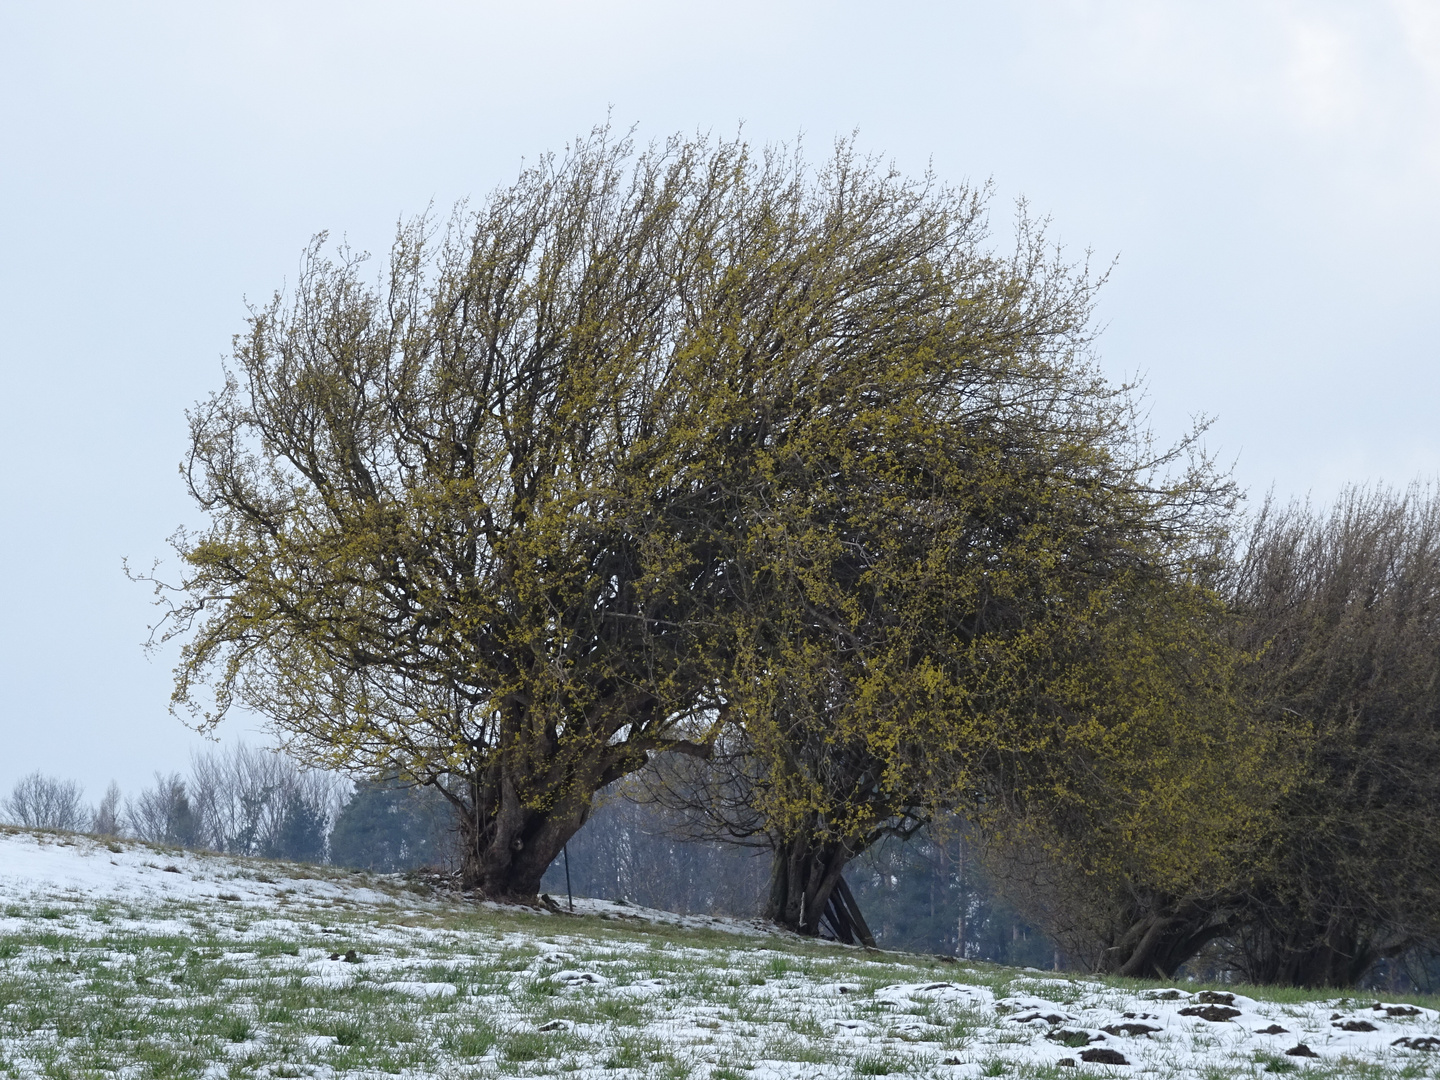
1 826 1438 1079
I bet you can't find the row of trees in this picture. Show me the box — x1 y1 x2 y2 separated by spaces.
994 486 1440 988
0 746 448 871
0 750 1065 968
132 127 1440 987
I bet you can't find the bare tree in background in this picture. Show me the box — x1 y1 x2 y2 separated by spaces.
0 744 344 860
92 781 123 836
115 746 345 859
2 773 90 831
189 746 277 854
125 773 200 847
188 743 345 857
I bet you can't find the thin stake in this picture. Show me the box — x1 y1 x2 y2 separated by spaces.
563 844 573 911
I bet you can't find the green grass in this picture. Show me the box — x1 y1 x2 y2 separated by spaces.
1254 1049 1301 1074
856 1051 906 1075
439 1021 497 1058
3 833 1440 1080
501 1029 550 1062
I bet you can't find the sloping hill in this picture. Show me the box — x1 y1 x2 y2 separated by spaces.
1 826 1437 1078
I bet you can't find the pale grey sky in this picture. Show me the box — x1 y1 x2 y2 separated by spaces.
2 1 1437 804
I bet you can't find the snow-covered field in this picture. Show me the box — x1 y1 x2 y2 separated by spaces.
1 826 1438 1079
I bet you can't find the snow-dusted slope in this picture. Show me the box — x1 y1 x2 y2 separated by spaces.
1 826 1438 1078
0 826 772 935
0 826 404 907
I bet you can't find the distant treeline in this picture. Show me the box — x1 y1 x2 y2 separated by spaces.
0 744 448 872
540 795 1063 971
2 746 1058 968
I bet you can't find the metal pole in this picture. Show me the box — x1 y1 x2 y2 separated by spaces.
957 833 967 960
563 844 574 911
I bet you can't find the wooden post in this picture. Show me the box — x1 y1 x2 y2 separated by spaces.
563 844 573 912
834 875 877 948
823 892 855 944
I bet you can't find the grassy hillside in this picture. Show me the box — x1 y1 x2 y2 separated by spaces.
1 826 1438 1079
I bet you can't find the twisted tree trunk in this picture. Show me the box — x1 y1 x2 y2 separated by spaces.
1237 916 1384 988
1095 893 1237 979
442 702 655 902
765 833 875 946
451 775 593 902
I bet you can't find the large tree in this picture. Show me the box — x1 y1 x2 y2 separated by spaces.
646 533 1262 945
146 129 1036 900
147 126 1249 908
636 223 1251 942
970 578 1290 979
1220 485 1440 985
987 484 1440 987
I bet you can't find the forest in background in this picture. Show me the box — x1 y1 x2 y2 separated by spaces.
5 749 1438 993
1 748 1057 969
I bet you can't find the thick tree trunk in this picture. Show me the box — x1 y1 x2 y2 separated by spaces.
764 832 875 946
1095 894 1235 979
444 705 643 902
454 778 593 902
1237 918 1380 988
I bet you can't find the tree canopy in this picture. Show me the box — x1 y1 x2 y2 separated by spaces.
641 375 1257 940
1222 484 1440 985
148 126 1246 905
982 484 1440 988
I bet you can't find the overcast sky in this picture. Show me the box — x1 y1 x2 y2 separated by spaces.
2 1 1437 806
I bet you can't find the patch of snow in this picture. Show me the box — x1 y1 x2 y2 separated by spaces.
3 827 1439 1079
551 969 611 986
301 973 356 989
380 981 458 998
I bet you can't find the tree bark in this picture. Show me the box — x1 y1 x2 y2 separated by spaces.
1236 917 1381 988
453 778 593 902
765 832 862 939
1095 894 1236 979
443 705 647 902
956 835 967 958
